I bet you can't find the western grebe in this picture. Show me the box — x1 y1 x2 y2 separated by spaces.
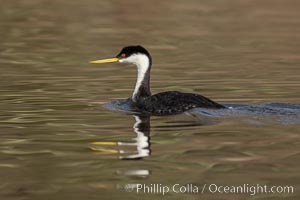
90 45 225 115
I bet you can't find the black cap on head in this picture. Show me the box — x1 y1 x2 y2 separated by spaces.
116 45 152 62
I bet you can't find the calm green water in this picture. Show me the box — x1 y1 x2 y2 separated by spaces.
0 0 299 199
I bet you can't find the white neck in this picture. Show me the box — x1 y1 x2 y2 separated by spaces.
119 54 151 102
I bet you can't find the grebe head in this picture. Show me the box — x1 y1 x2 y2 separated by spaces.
90 45 152 67
116 46 152 66
90 46 152 102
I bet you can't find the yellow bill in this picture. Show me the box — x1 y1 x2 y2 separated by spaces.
90 141 117 145
89 57 119 64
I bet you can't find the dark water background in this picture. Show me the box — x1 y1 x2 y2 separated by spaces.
0 0 299 199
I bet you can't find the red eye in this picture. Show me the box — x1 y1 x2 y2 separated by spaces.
121 53 126 57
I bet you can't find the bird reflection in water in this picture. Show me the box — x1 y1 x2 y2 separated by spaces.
90 114 151 160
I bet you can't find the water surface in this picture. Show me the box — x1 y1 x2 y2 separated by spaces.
0 0 300 199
